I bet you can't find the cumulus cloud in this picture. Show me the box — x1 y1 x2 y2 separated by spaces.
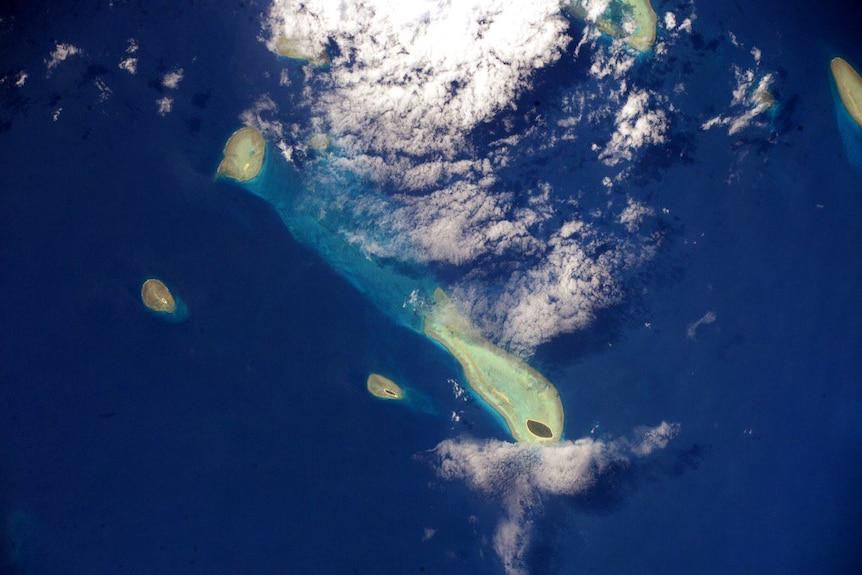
118 38 138 74
161 68 184 89
619 196 655 232
598 89 669 166
45 43 81 75
265 0 570 159
701 54 776 136
295 155 658 354
155 96 173 116
253 0 667 356
431 422 680 574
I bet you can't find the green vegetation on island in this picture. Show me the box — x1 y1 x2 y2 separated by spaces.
217 127 266 182
423 288 564 444
831 57 862 128
565 0 658 52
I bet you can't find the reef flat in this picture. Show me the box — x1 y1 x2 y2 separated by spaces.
423 288 564 444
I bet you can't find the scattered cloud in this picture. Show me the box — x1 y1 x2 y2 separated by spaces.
598 89 669 166
254 0 670 356
430 422 680 574
118 38 138 74
45 43 81 75
701 44 776 136
156 96 173 116
94 78 112 103
686 310 716 340
619 197 655 232
162 68 184 89
265 0 571 159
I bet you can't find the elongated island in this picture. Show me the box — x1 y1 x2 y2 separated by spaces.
216 127 565 444
831 57 862 128
424 289 564 443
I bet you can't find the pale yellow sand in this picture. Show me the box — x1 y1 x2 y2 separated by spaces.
832 57 862 128
367 373 405 400
424 288 564 444
217 127 266 182
141 278 177 314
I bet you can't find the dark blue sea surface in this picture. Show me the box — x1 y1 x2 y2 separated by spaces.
1 0 861 574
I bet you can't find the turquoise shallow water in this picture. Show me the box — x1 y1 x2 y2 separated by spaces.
1 0 861 573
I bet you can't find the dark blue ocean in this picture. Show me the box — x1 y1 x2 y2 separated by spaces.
1 1 861 573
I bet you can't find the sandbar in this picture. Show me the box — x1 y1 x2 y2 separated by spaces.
832 57 862 128
217 127 266 182
423 288 564 444
566 0 657 52
367 373 405 400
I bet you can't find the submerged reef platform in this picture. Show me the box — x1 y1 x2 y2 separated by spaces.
424 288 564 444
832 57 862 128
566 0 657 52
217 127 266 182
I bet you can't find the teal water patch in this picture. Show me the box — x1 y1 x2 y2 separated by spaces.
401 386 437 416
228 150 439 332
142 291 190 324
3 510 45 575
370 383 437 416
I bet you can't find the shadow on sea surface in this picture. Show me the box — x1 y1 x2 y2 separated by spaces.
524 442 711 573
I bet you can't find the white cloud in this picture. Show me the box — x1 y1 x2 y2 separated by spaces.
14 70 27 87
432 422 680 574
686 310 716 340
701 64 775 135
156 96 173 116
119 38 139 74
252 0 666 356
45 43 81 75
619 196 655 232
118 57 137 74
162 68 184 89
598 89 669 166
265 0 570 159
664 12 677 30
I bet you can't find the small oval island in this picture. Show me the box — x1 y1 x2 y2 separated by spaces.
367 373 405 401
217 126 267 182
141 278 189 323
